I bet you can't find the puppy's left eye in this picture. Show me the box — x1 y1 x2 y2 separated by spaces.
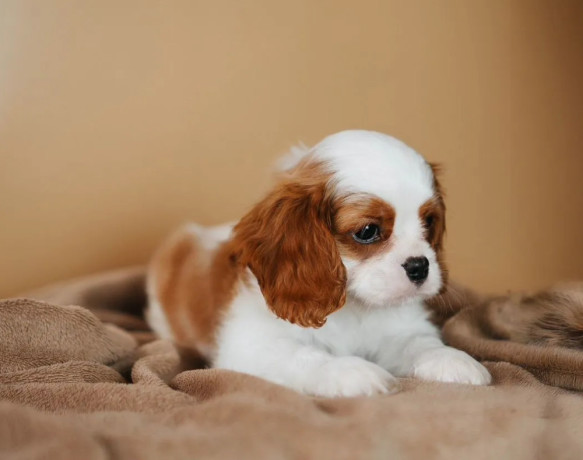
352 224 381 244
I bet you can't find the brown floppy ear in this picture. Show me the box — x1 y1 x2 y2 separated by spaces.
428 163 446 251
233 176 346 328
428 162 448 286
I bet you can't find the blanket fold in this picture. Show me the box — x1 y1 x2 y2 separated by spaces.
442 283 583 391
1 267 583 459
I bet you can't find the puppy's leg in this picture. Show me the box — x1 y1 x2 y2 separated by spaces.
214 334 399 397
299 351 401 397
378 330 491 385
409 344 491 385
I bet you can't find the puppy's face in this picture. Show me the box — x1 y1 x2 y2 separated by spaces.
234 130 446 327
323 131 446 308
334 191 445 308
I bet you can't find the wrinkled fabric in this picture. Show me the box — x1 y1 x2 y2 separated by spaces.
1 267 582 460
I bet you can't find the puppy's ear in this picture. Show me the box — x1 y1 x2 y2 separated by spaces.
429 162 448 285
233 174 346 328
428 163 446 250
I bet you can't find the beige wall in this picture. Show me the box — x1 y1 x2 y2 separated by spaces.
1 0 582 297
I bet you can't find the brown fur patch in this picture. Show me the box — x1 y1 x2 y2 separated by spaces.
334 195 395 260
419 198 445 252
151 227 239 355
425 163 448 288
232 161 346 328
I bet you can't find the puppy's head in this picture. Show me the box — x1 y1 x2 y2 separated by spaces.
233 130 446 327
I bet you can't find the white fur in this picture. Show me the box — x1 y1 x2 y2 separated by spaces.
153 130 492 397
185 222 234 251
214 274 490 397
145 295 174 341
276 142 311 171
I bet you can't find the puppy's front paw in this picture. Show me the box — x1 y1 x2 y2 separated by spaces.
304 356 400 398
412 347 491 385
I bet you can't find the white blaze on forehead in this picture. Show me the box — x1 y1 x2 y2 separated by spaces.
312 130 435 209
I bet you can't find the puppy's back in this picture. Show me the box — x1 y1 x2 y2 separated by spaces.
146 223 237 359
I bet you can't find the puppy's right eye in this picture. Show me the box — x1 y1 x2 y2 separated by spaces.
424 214 434 229
352 224 381 244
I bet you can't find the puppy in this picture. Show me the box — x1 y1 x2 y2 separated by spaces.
146 130 491 397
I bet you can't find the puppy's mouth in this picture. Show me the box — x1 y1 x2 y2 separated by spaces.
346 288 420 309
347 280 441 309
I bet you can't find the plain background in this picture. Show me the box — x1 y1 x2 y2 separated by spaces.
1 0 582 297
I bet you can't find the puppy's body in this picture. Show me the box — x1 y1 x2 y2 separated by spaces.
147 131 491 397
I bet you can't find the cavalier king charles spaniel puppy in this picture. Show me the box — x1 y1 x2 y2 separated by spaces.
146 130 491 397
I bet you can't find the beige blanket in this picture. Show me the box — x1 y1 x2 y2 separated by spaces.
2 267 583 459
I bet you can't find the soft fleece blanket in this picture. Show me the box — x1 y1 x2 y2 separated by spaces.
2 267 583 459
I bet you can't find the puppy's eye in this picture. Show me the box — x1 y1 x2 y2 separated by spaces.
352 224 381 244
424 214 434 229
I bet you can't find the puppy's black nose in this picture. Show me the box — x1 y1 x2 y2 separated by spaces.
402 257 429 285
